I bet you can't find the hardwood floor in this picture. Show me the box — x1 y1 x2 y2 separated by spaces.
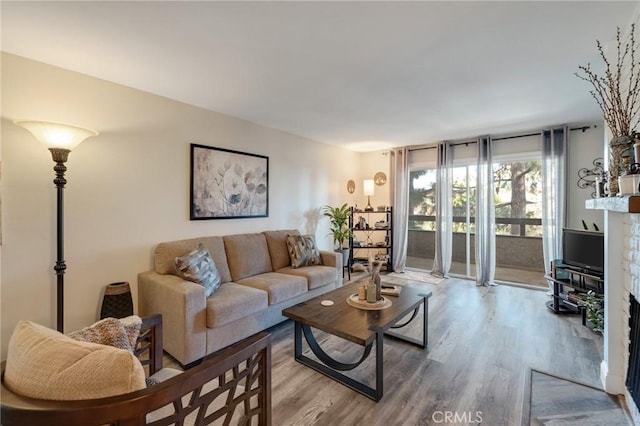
160 275 605 425
266 276 604 426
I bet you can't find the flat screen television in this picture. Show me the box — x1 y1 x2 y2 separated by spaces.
562 228 604 274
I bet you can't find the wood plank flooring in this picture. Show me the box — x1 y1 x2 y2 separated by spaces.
164 275 605 425
268 276 604 426
524 369 629 425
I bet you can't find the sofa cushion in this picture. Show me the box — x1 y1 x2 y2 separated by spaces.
224 233 273 281
205 283 269 328
4 321 146 401
68 315 141 352
175 243 221 297
236 272 307 305
154 236 232 283
277 265 337 290
263 229 299 270
286 234 322 268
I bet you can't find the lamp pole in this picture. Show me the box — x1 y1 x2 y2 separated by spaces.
50 148 70 332
14 120 98 333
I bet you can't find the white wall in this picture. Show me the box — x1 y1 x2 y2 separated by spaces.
355 151 390 210
566 122 605 231
0 53 359 357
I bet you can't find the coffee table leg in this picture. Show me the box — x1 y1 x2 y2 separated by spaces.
294 320 302 359
423 296 428 348
384 295 429 348
292 321 383 401
375 329 384 401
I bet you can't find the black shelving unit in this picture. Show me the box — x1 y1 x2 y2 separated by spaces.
545 259 604 326
348 207 393 273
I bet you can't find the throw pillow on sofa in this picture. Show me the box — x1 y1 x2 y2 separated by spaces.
286 234 322 268
175 243 221 297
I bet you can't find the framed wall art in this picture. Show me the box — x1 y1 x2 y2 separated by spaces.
190 144 269 219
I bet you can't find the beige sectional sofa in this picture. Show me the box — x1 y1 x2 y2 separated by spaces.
138 229 342 367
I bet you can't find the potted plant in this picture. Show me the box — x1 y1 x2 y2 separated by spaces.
575 24 640 194
322 203 352 264
578 290 604 333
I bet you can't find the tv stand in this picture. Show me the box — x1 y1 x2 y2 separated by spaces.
545 260 604 326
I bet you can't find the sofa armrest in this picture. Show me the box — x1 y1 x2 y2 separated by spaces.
137 271 207 366
319 250 342 286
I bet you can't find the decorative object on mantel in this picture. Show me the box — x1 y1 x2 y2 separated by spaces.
575 24 639 196
577 157 604 198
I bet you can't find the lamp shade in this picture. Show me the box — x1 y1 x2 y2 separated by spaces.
363 179 375 196
14 120 98 150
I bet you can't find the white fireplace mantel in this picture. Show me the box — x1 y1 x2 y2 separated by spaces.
585 195 640 214
586 195 640 421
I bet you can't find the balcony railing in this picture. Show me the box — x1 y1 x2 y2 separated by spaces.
408 215 542 237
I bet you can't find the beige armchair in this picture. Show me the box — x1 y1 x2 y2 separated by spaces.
1 315 272 425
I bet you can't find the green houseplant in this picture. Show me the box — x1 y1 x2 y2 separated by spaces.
322 203 351 249
578 290 604 333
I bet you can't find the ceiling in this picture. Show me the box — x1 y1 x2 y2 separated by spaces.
2 1 638 152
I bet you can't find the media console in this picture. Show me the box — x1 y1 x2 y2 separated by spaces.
545 259 604 326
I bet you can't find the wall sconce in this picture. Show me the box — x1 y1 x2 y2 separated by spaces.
363 179 375 212
14 120 98 332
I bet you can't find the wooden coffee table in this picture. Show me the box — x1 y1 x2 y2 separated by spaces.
282 280 432 401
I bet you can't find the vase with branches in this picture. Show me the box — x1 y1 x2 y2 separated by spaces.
576 24 640 194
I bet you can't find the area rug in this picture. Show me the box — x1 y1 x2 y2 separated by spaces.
386 269 445 285
522 368 630 425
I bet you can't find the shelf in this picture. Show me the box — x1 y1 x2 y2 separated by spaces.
353 245 391 249
352 210 391 214
349 206 393 273
585 195 640 213
547 260 603 328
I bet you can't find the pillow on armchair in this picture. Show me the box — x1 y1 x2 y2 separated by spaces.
4 321 146 401
68 315 142 352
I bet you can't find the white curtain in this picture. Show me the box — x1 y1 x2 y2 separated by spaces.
541 126 568 289
432 143 453 278
390 147 409 272
475 136 496 286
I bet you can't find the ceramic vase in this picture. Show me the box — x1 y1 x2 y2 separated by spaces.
608 135 634 195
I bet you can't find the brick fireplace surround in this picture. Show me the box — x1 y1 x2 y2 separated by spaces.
586 195 640 423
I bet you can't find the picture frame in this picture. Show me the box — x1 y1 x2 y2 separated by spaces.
190 144 269 219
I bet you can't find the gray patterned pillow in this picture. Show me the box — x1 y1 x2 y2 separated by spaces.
68 316 141 352
175 243 221 297
286 235 322 268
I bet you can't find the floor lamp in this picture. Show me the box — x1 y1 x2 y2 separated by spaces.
14 120 98 332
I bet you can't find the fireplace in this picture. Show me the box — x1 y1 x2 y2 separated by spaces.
627 295 640 410
585 196 640 423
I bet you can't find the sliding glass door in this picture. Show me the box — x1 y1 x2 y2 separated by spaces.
492 156 545 286
406 156 545 286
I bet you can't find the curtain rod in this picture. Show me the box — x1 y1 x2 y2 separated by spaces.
407 125 594 151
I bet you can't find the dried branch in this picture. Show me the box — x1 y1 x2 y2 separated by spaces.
575 24 640 138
